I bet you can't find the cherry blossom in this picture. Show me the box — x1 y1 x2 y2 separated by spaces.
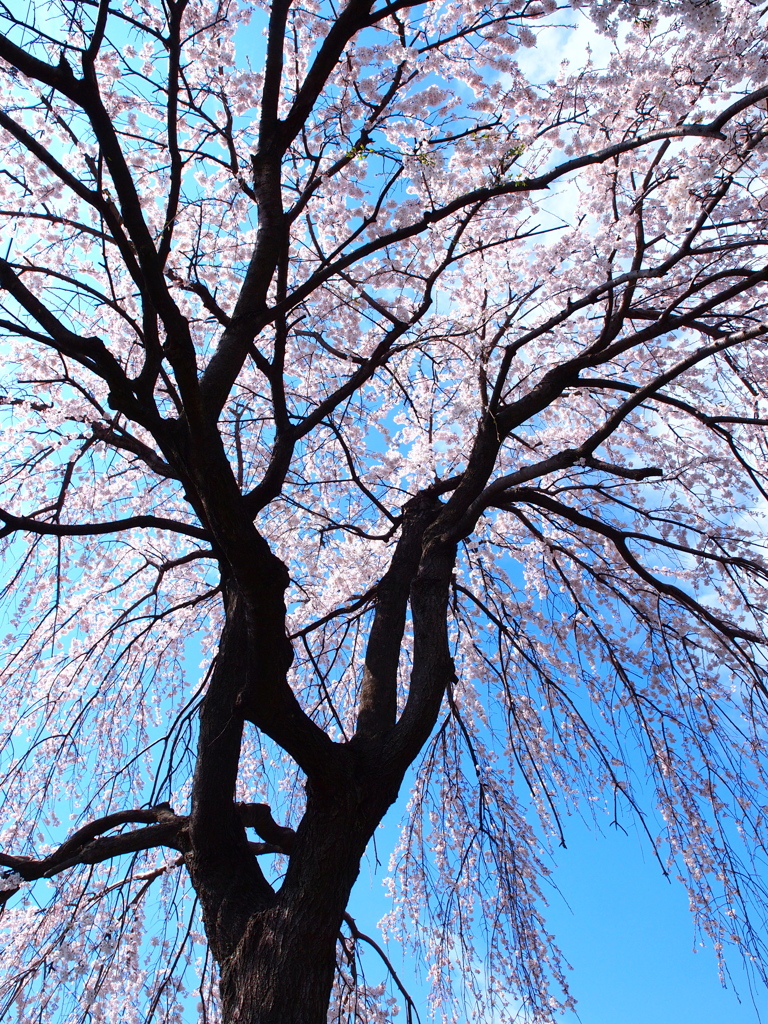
0 1 767 1022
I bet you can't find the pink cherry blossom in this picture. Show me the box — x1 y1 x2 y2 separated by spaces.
0 1 766 1022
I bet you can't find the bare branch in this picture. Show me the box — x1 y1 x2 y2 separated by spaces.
0 506 210 541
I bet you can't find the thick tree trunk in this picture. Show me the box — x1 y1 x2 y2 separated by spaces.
186 580 401 1023
215 781 396 1024
184 504 454 1023
219 904 340 1024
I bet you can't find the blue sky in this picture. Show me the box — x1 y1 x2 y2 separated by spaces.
544 820 761 1024
348 809 763 1024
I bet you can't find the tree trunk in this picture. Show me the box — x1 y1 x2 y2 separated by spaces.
186 580 402 1023
219 897 342 1024
183 517 445 1024
216 781 396 1024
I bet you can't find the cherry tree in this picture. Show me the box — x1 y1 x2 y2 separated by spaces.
0 0 767 1021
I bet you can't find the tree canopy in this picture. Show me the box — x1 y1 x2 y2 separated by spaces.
0 0 767 1021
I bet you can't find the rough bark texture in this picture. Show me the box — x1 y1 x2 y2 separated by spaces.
185 572 423 1024
218 787 395 1024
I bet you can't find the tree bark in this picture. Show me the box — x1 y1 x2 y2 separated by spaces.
221 907 340 1024
218 787 392 1024
187 573 408 1024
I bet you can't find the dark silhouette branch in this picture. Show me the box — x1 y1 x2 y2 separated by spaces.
0 507 210 541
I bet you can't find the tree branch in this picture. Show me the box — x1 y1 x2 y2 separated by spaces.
236 802 296 853
354 491 442 743
494 487 762 643
0 803 187 904
0 506 210 541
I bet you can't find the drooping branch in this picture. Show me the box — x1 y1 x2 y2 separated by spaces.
342 912 422 1024
495 487 763 644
